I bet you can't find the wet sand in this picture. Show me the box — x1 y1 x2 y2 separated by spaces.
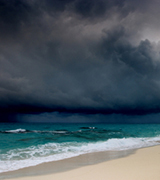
1 145 160 180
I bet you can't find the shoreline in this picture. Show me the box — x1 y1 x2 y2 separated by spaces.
0 148 135 179
1 145 160 180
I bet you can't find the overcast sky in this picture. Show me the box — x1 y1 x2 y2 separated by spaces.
1 0 160 122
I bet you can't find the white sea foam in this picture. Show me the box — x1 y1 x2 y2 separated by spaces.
0 136 160 173
3 129 69 134
5 129 27 133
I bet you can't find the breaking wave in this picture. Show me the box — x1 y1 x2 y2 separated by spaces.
0 136 160 173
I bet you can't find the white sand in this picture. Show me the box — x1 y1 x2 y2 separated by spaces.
4 145 160 180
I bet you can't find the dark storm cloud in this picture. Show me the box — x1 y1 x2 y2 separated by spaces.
1 0 160 119
0 0 33 38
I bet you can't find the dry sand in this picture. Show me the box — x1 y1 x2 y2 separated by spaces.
2 145 160 180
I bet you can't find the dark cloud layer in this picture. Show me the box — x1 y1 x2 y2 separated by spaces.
1 0 160 122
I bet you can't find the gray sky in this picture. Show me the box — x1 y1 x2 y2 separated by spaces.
1 0 160 122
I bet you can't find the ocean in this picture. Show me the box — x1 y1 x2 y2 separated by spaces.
0 123 160 173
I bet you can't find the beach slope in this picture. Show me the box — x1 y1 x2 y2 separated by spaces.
4 145 160 180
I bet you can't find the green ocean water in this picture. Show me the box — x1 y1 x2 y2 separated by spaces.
0 123 160 173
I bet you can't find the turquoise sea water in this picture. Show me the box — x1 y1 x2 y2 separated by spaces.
0 123 160 173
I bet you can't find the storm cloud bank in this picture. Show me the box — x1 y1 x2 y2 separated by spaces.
1 0 160 117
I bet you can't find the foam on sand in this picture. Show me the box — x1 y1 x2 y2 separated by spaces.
2 145 160 180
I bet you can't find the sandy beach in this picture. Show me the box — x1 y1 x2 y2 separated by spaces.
1 145 160 180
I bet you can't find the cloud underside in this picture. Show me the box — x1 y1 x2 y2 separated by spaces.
1 0 160 115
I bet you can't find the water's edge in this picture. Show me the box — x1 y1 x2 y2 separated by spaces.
0 148 136 179
1 123 160 179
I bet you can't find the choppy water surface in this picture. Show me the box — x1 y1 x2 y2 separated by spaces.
0 123 160 173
